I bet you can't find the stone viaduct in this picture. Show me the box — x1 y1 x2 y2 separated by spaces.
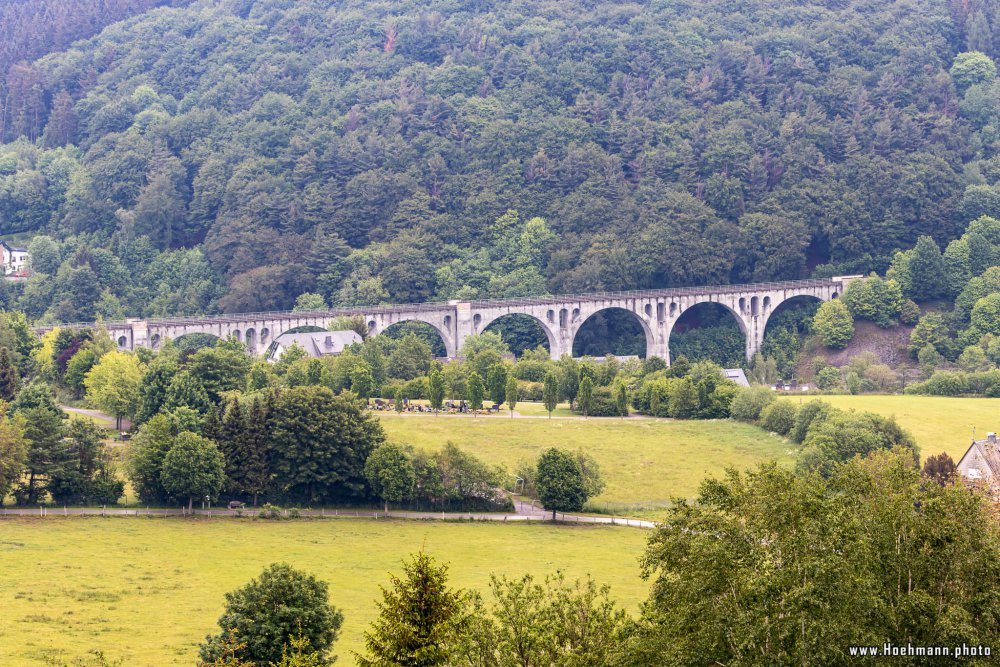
39 277 860 363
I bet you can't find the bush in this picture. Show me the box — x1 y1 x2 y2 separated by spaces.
790 399 830 444
586 386 622 417
729 385 774 422
842 275 904 327
517 380 543 402
759 399 797 435
401 377 428 400
815 366 841 390
199 563 343 666
813 300 855 349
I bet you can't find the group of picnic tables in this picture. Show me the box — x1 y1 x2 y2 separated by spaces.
369 399 505 414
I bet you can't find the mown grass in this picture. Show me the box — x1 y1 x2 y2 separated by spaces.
0 517 649 666
378 405 795 513
821 394 1000 462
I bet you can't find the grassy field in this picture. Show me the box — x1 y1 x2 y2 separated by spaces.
0 517 649 666
378 405 794 512
822 395 1000 461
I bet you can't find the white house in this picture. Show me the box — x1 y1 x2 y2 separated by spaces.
957 431 1000 495
0 241 29 276
269 330 362 361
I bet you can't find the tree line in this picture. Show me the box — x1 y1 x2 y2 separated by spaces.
3 0 1000 322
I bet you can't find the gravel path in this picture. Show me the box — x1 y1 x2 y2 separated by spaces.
0 505 656 528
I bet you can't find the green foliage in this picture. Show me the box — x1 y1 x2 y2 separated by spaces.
535 448 588 519
728 386 774 423
542 372 558 418
454 572 627 667
200 563 343 667
951 51 998 91
758 400 797 436
17 404 67 505
971 292 1000 336
48 419 123 505
797 409 918 477
790 400 830 444
615 382 629 418
630 451 1000 665
83 350 143 424
666 378 699 419
0 414 28 505
356 552 471 667
812 300 855 349
504 375 518 416
0 0 992 326
842 275 904 327
159 431 226 510
466 372 485 414
364 443 415 512
267 386 384 504
577 376 593 417
427 370 445 413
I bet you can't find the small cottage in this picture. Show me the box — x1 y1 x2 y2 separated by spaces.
0 241 29 276
957 431 1000 495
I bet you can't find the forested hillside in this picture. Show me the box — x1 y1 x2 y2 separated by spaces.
1 0 1000 323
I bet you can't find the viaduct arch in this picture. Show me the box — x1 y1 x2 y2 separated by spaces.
39 277 860 364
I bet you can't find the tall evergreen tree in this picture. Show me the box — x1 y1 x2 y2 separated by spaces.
356 552 472 667
906 236 948 301
18 406 68 505
0 347 21 401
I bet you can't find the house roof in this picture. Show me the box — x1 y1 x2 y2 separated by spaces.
958 436 1000 478
271 330 362 359
0 240 27 253
723 368 750 387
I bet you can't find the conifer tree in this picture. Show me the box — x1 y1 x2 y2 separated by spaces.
0 347 21 402
356 552 471 667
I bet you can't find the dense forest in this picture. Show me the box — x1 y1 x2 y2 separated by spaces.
1 0 1000 328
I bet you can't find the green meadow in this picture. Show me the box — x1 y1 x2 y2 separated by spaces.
378 405 794 512
821 395 1000 461
0 518 648 667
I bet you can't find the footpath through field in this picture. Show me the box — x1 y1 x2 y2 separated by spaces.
0 504 656 528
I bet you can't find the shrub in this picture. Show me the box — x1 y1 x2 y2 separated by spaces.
758 400 797 436
729 385 774 422
790 399 830 444
199 563 343 666
517 380 543 402
815 366 841 390
586 386 622 417
813 300 855 349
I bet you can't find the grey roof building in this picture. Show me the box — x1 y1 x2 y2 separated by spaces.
957 431 1000 495
269 330 362 361
723 368 750 387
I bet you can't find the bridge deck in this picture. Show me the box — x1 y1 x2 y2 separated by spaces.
34 278 841 330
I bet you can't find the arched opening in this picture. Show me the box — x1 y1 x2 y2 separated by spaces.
174 332 222 355
232 329 242 342
283 325 327 335
245 328 257 352
117 335 128 348
668 302 745 367
151 333 161 349
483 314 553 357
760 295 822 378
572 308 650 358
381 321 448 358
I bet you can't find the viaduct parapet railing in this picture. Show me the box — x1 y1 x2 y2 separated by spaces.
34 276 861 363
